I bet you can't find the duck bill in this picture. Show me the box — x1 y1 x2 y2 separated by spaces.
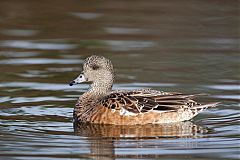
69 74 87 86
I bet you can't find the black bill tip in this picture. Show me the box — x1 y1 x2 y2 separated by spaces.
69 80 75 86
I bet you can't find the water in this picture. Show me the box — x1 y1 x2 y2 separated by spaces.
0 0 239 159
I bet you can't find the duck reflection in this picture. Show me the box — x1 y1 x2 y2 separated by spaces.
74 121 207 159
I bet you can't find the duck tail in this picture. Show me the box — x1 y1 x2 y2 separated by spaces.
190 102 219 116
193 102 219 109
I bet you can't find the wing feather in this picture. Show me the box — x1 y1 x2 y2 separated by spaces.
99 90 202 115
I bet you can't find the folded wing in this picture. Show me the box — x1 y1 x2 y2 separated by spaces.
99 89 202 114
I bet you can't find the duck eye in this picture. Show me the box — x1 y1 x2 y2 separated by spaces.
91 64 100 70
80 75 82 78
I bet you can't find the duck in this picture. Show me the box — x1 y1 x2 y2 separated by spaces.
69 55 219 125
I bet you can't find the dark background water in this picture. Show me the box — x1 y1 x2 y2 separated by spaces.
0 0 239 160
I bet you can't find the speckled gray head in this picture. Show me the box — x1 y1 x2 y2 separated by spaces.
69 55 114 88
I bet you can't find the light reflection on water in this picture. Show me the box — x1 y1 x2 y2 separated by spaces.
0 29 38 37
0 40 77 50
0 0 239 160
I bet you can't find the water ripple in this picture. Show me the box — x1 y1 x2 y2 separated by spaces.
1 29 38 37
0 40 77 50
0 58 82 65
0 82 85 91
105 27 144 35
205 85 240 91
10 97 74 103
0 51 40 57
70 12 103 20
103 40 156 51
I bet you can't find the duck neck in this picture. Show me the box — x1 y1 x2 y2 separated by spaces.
88 79 113 96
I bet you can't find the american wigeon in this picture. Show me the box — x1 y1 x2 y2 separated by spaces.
69 55 219 125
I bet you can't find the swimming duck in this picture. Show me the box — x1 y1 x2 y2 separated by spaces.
69 55 218 125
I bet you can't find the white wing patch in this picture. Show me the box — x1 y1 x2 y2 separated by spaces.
119 108 137 116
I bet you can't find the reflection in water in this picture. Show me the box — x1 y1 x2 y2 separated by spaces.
74 121 207 138
74 122 207 159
